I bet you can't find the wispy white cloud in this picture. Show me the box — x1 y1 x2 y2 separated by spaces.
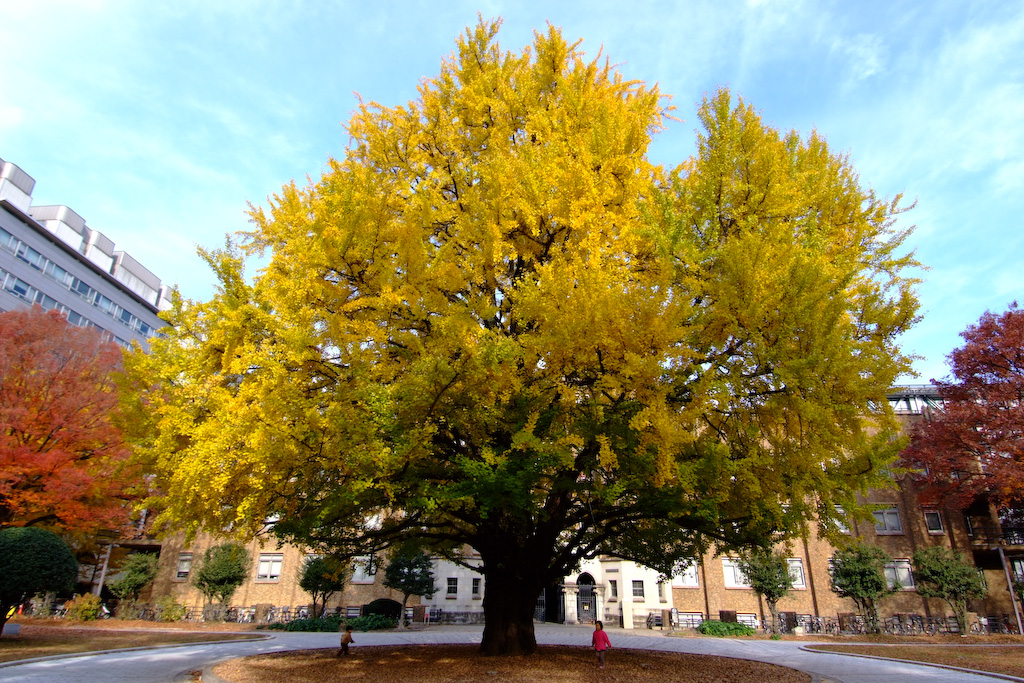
1 0 1021 378
830 33 888 85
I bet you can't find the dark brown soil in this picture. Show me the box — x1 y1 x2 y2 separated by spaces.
213 645 811 682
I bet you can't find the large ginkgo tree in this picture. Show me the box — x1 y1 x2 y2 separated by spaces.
125 19 920 655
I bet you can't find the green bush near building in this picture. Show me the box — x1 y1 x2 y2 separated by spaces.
697 620 756 637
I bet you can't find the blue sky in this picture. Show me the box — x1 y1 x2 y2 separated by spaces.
1 0 1021 383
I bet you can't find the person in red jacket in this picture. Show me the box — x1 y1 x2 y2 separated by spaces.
592 620 611 669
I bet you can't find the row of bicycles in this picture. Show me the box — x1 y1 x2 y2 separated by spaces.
762 612 1020 636
762 615 841 635
146 604 318 623
880 613 1018 635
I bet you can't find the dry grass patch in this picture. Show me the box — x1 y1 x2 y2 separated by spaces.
808 643 1024 679
214 645 810 683
0 623 260 663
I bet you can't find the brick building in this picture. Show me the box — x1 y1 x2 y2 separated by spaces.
144 386 1023 630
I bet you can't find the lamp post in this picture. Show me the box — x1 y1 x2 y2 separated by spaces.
996 544 1023 634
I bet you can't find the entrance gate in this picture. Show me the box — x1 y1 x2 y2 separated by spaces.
576 573 596 624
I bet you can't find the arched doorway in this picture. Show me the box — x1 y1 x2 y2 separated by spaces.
577 573 596 624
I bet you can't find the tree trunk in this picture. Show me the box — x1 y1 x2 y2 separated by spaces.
0 599 11 640
951 600 967 634
399 594 409 630
479 570 542 655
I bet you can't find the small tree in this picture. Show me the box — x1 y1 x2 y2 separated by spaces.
829 543 897 632
299 555 349 618
109 552 159 614
192 543 249 609
383 548 437 629
912 546 986 632
0 527 77 637
902 303 1024 507
0 307 134 533
736 549 794 632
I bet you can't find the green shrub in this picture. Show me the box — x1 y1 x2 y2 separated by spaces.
697 620 755 637
65 594 102 621
269 613 398 632
346 613 397 631
274 615 344 632
155 595 186 622
117 601 146 619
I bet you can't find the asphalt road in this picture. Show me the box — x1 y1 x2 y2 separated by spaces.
0 624 1016 683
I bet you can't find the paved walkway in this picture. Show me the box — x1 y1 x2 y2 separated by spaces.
0 624 1016 683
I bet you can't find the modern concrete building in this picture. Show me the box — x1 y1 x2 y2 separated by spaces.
0 156 171 347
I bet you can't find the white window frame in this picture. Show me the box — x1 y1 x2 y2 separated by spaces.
672 560 700 588
787 558 807 589
737 613 758 627
632 580 645 599
472 577 481 598
874 507 903 534
722 558 751 588
834 506 851 534
924 510 944 534
175 552 193 581
657 581 667 603
884 559 915 590
446 577 458 598
256 553 284 581
351 555 377 584
609 579 618 600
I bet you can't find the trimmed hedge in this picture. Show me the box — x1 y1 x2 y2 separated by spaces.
697 620 756 637
267 613 398 632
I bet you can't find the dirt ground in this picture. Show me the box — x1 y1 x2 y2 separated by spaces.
6 620 1023 680
213 645 811 683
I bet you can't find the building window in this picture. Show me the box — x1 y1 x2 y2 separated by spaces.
835 506 850 534
874 507 903 534
722 558 751 588
737 613 758 628
657 581 667 603
884 559 915 590
256 553 283 581
673 561 700 588
447 578 458 598
351 555 377 584
924 510 944 534
1012 558 1024 583
609 580 618 600
175 553 192 581
787 559 807 589
632 580 645 599
472 578 481 598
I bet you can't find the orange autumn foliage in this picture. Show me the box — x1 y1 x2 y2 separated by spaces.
0 306 133 532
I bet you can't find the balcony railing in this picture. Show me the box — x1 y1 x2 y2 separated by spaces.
968 520 1024 546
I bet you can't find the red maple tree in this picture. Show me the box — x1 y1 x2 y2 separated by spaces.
0 306 134 532
902 302 1024 507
